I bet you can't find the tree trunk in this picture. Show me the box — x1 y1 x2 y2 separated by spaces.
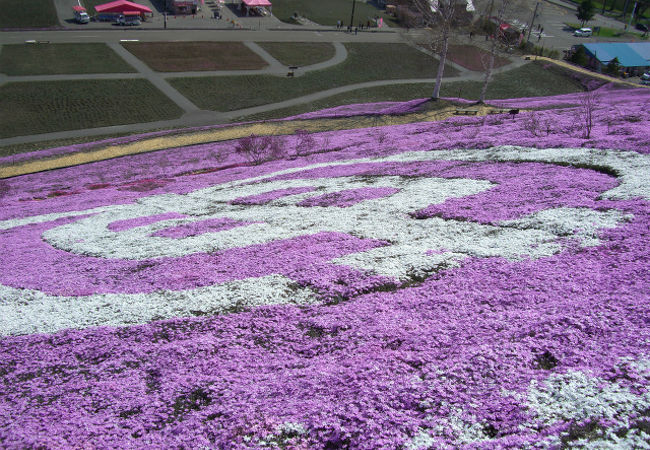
432 27 449 99
479 42 497 103
479 0 509 103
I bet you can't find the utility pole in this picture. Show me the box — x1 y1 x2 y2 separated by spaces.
349 0 357 29
526 2 540 44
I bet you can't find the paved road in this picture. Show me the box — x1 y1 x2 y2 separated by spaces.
0 29 401 45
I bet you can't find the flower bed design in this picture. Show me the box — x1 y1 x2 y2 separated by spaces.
0 88 649 448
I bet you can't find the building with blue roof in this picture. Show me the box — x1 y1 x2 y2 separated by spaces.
581 42 650 75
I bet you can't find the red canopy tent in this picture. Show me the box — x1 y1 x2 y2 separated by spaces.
242 0 271 5
241 0 271 16
94 0 153 16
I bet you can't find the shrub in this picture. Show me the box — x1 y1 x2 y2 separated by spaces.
294 129 316 157
234 134 283 165
568 46 588 67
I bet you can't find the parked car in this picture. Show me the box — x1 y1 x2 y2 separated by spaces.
115 14 141 26
574 27 593 37
641 72 650 85
73 6 90 24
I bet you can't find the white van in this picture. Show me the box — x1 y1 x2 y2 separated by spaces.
116 14 141 26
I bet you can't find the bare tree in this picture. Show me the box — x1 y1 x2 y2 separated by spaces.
235 134 283 165
410 0 475 99
0 180 9 200
478 0 514 103
578 89 600 139
293 129 316 158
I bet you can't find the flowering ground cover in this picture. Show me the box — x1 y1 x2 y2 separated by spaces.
0 85 649 448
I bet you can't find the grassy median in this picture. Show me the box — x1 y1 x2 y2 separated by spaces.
0 79 184 139
0 43 136 75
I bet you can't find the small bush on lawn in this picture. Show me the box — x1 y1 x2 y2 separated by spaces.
235 134 283 164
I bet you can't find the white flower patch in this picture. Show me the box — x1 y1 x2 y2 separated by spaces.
517 361 650 448
255 422 309 448
0 275 317 336
42 176 493 260
500 208 633 248
527 370 650 426
385 146 650 202
406 404 491 449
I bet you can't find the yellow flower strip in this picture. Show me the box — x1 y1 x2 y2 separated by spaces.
1 105 502 179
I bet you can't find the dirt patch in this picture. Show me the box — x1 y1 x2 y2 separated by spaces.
121 42 268 72
447 45 511 72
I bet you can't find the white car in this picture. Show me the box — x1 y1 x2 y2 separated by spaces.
641 73 650 85
574 27 593 37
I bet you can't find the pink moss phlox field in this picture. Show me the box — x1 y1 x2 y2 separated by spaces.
1 89 649 448
1 201 648 447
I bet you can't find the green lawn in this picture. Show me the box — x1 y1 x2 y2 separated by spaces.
0 0 59 28
237 61 590 122
122 42 267 72
0 80 184 139
439 61 588 100
586 0 650 20
170 43 457 111
0 43 135 75
446 45 511 71
270 0 384 26
0 132 138 159
257 42 336 67
238 84 436 121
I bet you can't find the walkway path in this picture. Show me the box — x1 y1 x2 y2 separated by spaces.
106 42 204 115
